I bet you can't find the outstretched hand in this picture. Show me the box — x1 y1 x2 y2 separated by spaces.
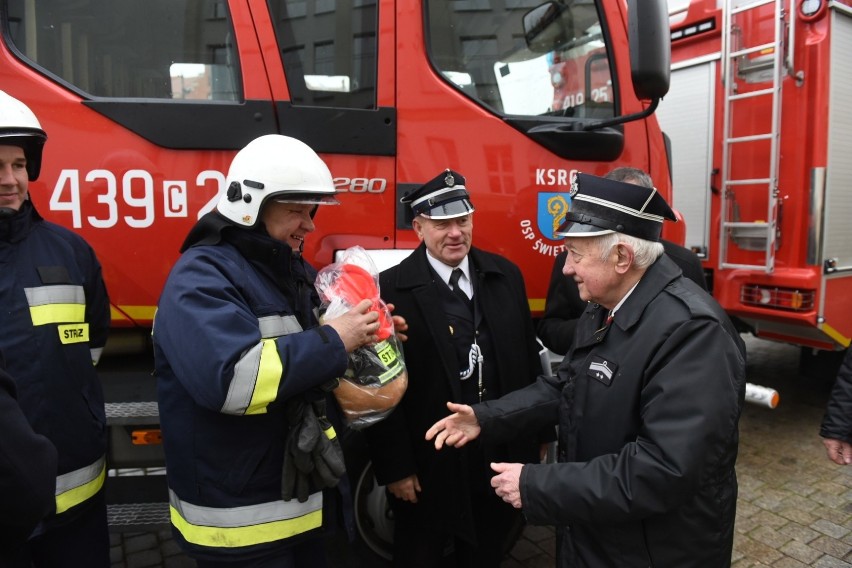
425 402 481 450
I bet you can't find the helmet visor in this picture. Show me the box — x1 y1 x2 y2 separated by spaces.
273 193 340 206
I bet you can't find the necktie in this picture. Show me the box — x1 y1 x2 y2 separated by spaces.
595 312 614 337
449 268 471 305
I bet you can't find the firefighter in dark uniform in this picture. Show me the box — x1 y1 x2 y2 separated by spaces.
364 169 550 567
0 90 111 567
428 172 747 567
153 135 389 567
0 358 58 564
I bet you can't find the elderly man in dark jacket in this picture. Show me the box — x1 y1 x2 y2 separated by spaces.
365 169 548 567
428 172 746 567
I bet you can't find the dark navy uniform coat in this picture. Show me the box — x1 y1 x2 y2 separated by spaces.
476 255 746 567
365 244 546 544
0 364 57 558
154 218 348 563
0 201 109 532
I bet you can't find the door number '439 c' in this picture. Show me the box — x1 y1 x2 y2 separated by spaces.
48 170 389 229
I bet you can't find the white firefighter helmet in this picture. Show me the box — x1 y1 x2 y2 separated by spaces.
0 90 47 181
218 134 338 227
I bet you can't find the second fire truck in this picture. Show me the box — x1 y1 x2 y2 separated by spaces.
657 0 852 356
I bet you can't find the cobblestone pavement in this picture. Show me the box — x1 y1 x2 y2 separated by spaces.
110 336 851 567
109 531 195 568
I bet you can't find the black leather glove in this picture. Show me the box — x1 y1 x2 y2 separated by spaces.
282 397 346 503
282 397 310 502
306 405 346 487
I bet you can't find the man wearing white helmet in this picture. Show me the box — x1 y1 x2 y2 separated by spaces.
153 134 397 566
0 90 111 567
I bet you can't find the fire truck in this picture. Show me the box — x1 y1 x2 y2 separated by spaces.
656 0 852 359
1 0 672 559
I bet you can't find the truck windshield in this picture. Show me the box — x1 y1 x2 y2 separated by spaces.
3 0 241 100
425 0 615 119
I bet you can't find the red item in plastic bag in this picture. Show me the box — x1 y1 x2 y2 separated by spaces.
326 264 393 340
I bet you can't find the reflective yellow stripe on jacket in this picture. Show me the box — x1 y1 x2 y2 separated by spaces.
221 315 302 416
25 285 85 325
55 455 106 514
169 489 322 548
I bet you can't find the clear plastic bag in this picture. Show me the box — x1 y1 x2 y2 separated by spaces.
315 246 408 429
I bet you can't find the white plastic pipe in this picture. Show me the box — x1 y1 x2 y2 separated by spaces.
745 382 779 409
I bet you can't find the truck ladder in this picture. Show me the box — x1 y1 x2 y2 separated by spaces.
719 0 784 272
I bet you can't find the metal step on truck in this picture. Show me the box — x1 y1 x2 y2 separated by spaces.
99 335 169 532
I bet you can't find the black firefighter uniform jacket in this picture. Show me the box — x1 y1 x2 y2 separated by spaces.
365 243 545 544
475 255 747 567
0 365 57 557
0 201 110 532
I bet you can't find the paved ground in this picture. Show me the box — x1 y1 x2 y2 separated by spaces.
109 336 851 567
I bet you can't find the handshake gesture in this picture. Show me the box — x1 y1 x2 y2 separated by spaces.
426 402 524 509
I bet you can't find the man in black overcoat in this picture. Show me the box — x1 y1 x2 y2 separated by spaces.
364 169 549 567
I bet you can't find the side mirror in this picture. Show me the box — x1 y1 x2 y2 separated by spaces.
628 0 671 100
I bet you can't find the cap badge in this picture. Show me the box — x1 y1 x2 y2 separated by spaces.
569 174 579 198
444 172 455 187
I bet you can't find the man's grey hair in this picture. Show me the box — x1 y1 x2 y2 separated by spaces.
592 232 664 269
604 167 654 189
